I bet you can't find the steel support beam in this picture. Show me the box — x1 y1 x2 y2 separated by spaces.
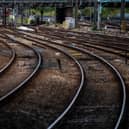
3 6 6 26
75 0 78 27
97 1 102 30
94 0 97 28
120 0 126 31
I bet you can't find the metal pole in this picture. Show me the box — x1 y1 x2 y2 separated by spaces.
13 0 16 28
40 8 43 24
75 0 78 27
97 1 102 30
21 4 23 25
120 0 126 32
90 1 92 23
19 3 23 25
94 0 97 29
3 6 6 26
55 1 56 26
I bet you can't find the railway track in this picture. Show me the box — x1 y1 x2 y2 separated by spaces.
7 26 128 61
39 28 129 129
0 40 15 74
27 27 129 66
38 26 129 43
12 27 129 70
31 27 129 129
0 34 41 102
0 30 84 129
3 28 127 129
37 27 127 46
14 27 129 61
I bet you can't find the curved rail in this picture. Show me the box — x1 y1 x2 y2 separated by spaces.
3 30 126 129
38 30 126 129
37 29 129 53
50 44 126 129
22 35 126 129
17 30 129 59
38 42 126 129
79 47 126 129
1 31 85 129
0 41 16 74
33 43 85 129
38 26 127 41
0 35 42 102
6 28 128 51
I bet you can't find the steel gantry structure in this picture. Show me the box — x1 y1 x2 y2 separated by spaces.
0 0 127 31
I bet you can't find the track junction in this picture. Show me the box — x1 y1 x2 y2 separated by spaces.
0 26 128 129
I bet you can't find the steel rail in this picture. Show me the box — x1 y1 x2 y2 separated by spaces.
2 31 85 129
0 41 15 74
41 40 126 129
0 34 42 102
12 26 127 53
10 31 126 129
39 26 129 40
17 30 129 63
38 26 129 50
32 43 85 129
47 42 126 129
37 28 129 51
